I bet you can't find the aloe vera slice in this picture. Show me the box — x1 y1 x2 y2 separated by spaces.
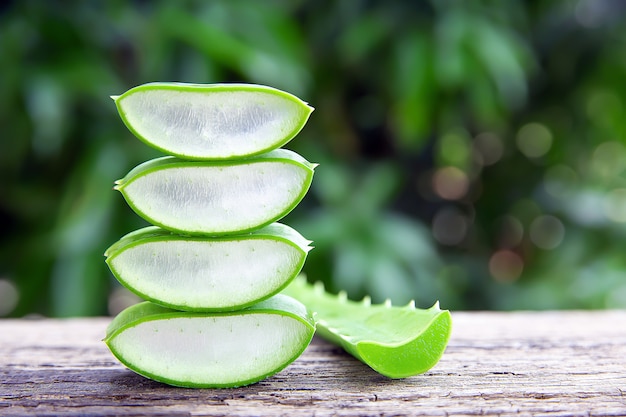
105 223 313 311
283 277 452 378
112 82 313 160
115 149 316 235
104 295 315 388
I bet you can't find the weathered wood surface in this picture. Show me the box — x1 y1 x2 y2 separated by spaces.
1 311 625 416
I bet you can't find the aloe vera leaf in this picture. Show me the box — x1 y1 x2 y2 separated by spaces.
283 277 452 378
114 149 316 235
112 82 314 160
105 223 313 311
104 294 315 388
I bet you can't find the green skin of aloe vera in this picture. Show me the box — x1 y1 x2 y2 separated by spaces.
283 277 452 379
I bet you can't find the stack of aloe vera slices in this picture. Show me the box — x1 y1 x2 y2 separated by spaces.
104 83 316 388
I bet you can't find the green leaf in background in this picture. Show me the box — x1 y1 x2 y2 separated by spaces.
114 149 316 235
113 82 313 160
283 277 452 378
105 223 312 311
105 294 315 388
3 1 626 317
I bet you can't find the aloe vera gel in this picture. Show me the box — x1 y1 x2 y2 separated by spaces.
105 296 315 388
106 82 316 387
106 224 312 311
113 83 313 160
114 151 315 235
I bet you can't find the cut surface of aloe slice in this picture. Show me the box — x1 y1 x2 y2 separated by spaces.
113 82 313 160
283 277 452 378
105 223 313 311
105 295 315 388
115 149 315 235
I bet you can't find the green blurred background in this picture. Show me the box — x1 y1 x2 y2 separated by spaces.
1 0 625 317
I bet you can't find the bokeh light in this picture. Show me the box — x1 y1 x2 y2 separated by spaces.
590 141 626 180
438 130 471 168
432 166 470 200
543 165 578 199
529 215 565 250
489 250 524 282
604 188 626 223
432 207 469 246
516 122 553 159
0 279 19 316
473 132 504 166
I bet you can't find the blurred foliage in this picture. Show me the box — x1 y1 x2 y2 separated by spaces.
1 0 625 317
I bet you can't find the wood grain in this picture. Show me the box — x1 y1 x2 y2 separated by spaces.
1 311 625 416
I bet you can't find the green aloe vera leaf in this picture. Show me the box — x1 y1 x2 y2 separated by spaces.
104 294 315 388
105 223 313 311
112 82 314 160
283 277 452 379
114 149 316 235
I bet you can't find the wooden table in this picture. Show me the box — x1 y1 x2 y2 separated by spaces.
1 311 625 416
